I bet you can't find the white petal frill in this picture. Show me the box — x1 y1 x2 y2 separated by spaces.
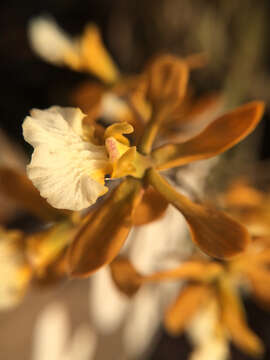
23 106 109 211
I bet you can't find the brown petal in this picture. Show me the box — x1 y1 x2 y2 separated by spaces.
110 256 144 297
0 167 66 221
68 178 143 277
153 101 265 170
218 278 264 356
164 284 210 336
132 186 169 226
147 169 250 259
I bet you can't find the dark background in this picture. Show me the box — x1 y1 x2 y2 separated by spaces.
1 1 270 359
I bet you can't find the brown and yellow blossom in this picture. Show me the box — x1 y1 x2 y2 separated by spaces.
110 236 270 358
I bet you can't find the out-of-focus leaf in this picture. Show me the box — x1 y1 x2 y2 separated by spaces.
164 284 210 336
68 178 143 277
147 168 250 259
132 186 169 226
110 256 144 297
153 101 265 170
0 167 67 221
218 278 264 356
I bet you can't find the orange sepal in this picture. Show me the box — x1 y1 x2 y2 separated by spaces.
68 178 143 277
147 169 250 259
153 101 265 170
